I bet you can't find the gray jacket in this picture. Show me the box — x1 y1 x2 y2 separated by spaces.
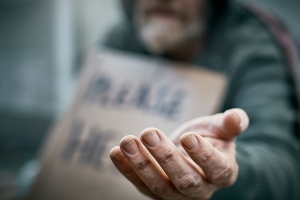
102 0 300 199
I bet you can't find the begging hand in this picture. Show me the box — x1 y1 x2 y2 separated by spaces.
110 109 249 200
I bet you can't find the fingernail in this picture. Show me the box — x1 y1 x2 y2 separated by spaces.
110 147 123 161
142 131 160 147
114 153 123 161
182 135 198 150
123 140 139 155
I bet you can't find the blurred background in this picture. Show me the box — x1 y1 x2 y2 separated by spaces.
0 0 299 199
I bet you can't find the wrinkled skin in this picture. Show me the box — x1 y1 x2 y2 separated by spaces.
110 109 249 199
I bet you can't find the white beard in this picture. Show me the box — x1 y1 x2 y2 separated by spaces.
135 17 206 54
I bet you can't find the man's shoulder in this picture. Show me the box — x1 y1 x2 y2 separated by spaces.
222 2 287 68
196 2 284 73
227 3 281 48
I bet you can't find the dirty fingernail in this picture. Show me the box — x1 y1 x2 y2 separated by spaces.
122 140 139 155
182 135 198 150
142 131 160 147
114 153 124 161
110 147 123 161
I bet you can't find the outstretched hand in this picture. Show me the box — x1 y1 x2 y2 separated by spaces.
110 109 249 200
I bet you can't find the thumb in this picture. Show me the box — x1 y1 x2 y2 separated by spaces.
170 108 249 143
222 108 249 139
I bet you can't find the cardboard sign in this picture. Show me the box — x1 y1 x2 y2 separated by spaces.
27 49 227 200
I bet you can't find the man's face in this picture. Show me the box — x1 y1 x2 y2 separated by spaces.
134 0 208 54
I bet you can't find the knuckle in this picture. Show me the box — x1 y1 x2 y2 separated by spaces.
158 149 177 164
199 149 215 164
211 163 233 184
223 168 238 187
176 176 201 192
137 159 151 171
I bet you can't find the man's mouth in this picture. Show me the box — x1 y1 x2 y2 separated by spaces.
145 7 183 22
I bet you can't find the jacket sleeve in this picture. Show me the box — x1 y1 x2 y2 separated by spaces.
212 19 300 200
